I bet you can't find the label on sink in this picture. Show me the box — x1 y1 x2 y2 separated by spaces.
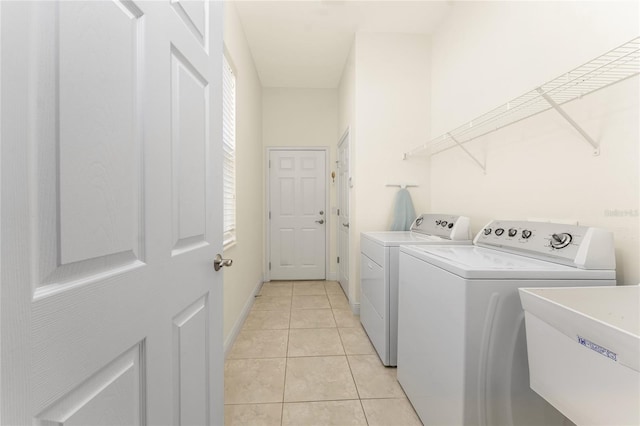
577 335 617 361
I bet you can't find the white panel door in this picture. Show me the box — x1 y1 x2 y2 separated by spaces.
337 134 350 295
269 150 326 280
0 1 225 425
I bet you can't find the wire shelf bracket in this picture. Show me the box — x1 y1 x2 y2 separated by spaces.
449 133 486 173
403 36 640 167
535 87 600 155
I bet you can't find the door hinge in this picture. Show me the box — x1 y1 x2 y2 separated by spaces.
269 211 271 219
337 208 340 216
337 256 340 264
269 262 271 270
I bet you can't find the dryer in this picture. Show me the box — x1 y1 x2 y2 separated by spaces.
396 220 616 426
360 213 471 366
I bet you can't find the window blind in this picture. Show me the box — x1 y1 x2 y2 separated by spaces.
222 57 236 246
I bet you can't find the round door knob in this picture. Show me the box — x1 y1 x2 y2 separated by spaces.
316 219 325 224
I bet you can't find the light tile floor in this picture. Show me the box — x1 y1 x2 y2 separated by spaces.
225 280 423 426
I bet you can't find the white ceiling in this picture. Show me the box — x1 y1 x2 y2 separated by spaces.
233 1 452 88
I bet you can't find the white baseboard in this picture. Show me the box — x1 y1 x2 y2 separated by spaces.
224 279 263 359
350 302 360 316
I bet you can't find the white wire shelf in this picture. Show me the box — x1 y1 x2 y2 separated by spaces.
403 36 640 171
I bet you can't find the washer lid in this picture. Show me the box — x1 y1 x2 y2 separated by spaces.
362 231 470 247
400 245 616 280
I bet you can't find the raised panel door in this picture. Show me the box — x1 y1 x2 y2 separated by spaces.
269 150 326 280
0 1 224 424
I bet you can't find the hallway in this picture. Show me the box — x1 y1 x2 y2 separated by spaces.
224 281 422 425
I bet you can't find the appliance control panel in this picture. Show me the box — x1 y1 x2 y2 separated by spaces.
411 214 471 241
475 220 615 270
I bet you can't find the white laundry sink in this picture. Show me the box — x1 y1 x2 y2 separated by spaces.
519 285 639 426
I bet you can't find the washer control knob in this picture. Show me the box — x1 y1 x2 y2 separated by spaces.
550 233 572 249
448 222 454 229
495 228 505 236
441 221 448 227
522 230 532 239
508 228 517 237
484 228 492 235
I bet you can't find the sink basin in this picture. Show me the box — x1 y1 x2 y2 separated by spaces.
519 285 639 426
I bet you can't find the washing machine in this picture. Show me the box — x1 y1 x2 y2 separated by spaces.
360 213 471 366
396 220 616 426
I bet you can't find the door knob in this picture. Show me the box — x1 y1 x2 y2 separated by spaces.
342 223 350 228
315 219 325 224
214 254 233 271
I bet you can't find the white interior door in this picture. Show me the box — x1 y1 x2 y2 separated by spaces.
337 133 350 295
269 149 327 280
1 1 225 425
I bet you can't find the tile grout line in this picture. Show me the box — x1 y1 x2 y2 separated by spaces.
334 289 371 426
360 398 371 426
281 282 293 426
344 349 370 425
279 397 369 404
336 322 369 424
289 282 342 424
344 354 362 400
260 280 293 425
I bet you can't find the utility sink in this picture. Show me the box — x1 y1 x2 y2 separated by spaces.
519 285 639 426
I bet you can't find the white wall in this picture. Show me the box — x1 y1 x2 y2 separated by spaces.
338 44 355 145
222 2 264 345
354 33 431 232
338 33 432 304
429 1 640 284
262 88 339 280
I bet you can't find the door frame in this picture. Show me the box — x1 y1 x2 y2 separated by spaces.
336 128 350 297
265 147 329 282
